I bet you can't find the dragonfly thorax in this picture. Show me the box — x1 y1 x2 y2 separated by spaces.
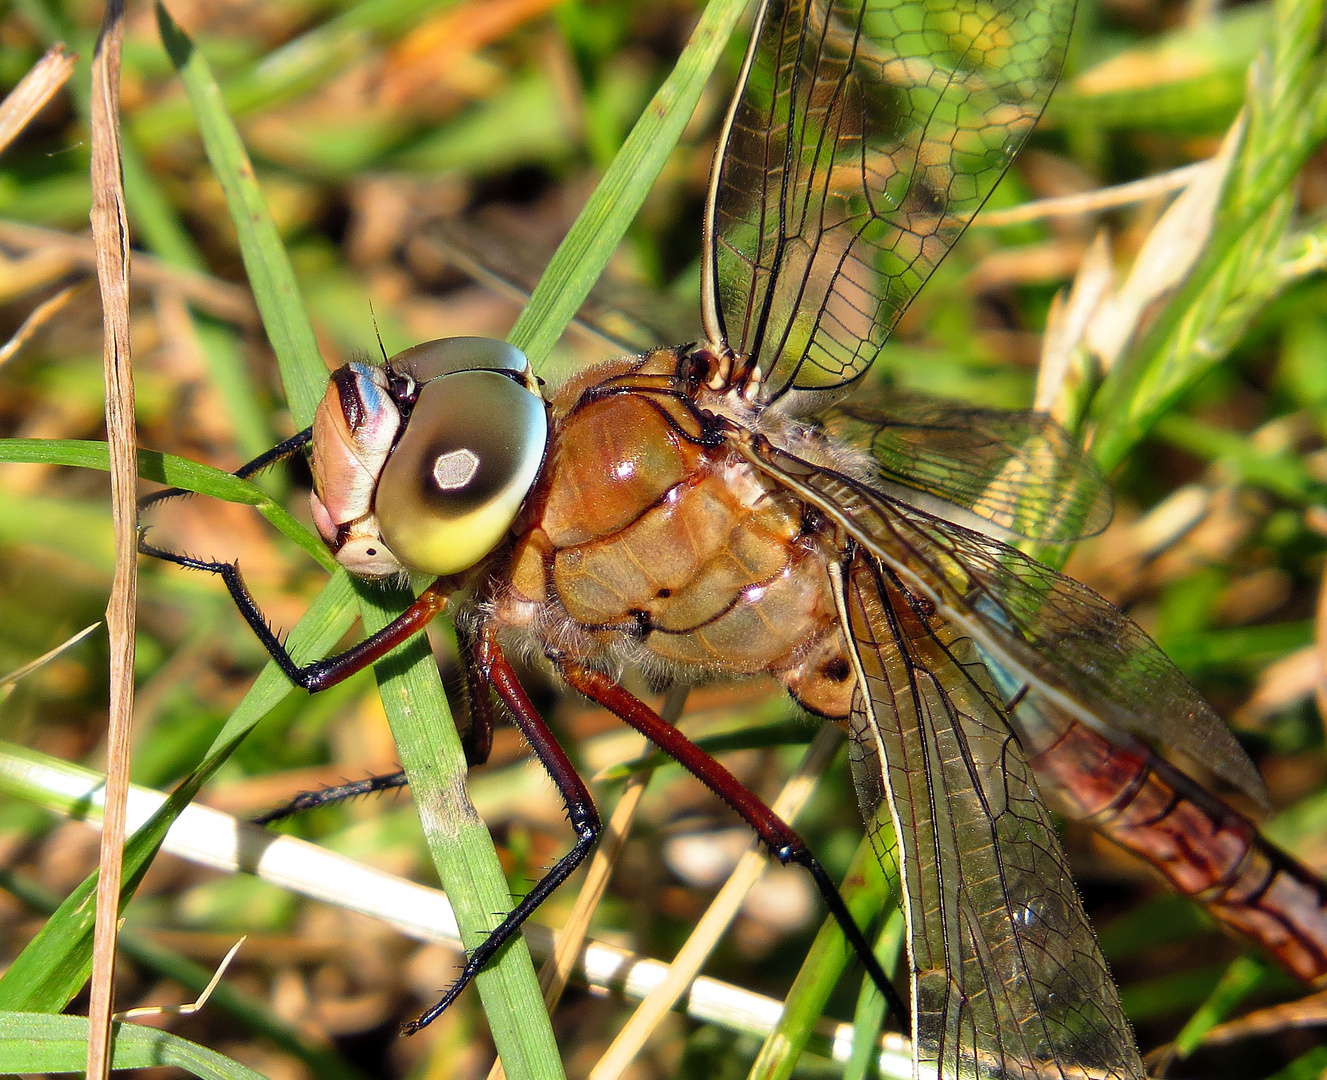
493 348 858 720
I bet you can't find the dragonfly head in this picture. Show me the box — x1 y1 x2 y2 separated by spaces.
309 337 548 579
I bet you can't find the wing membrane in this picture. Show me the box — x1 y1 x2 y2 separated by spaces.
735 433 1268 805
823 396 1112 542
840 552 1142 1080
706 0 1076 413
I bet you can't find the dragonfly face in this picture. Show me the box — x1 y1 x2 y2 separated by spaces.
158 0 1327 1073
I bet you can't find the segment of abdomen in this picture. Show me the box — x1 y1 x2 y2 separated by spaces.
1026 708 1327 985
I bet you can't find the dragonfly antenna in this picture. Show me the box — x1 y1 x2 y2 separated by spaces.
369 301 388 363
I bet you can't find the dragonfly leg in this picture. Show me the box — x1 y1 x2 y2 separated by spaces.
137 524 451 692
253 770 409 825
254 624 498 823
138 426 313 514
139 426 455 691
556 658 907 1027
401 623 601 1035
456 620 495 767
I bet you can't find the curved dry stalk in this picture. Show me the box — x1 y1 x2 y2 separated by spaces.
0 43 76 155
977 160 1213 229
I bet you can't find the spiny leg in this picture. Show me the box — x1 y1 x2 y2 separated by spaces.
557 657 909 1028
139 531 451 692
254 624 496 824
139 426 455 691
401 623 600 1035
252 771 410 825
138 426 313 514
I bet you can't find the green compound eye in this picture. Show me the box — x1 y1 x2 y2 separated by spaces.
389 337 532 387
376 370 548 576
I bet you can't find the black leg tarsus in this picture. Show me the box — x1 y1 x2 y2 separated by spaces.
403 811 600 1036
253 770 410 825
401 626 601 1034
137 426 314 514
788 849 908 1024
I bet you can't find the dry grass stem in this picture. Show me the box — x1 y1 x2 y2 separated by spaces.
86 2 135 1075
0 278 90 369
978 160 1213 228
0 43 76 156
1196 989 1327 1047
0 220 258 325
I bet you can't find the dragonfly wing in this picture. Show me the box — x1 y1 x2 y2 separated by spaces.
705 0 1076 414
822 396 1112 542
735 433 1269 806
839 552 1143 1080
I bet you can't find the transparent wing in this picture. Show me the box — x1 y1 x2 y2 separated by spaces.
706 0 1076 413
735 434 1269 806
822 396 1112 542
840 552 1143 1080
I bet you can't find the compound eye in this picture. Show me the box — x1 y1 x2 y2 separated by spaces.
376 371 548 576
389 337 532 387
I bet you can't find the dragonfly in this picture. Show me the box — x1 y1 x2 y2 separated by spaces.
138 0 1327 1076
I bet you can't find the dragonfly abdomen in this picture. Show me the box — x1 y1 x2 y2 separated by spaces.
1030 719 1327 985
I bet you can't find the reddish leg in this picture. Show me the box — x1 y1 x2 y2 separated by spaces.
253 614 498 825
557 658 906 1024
401 624 601 1035
138 526 452 693
455 620 495 767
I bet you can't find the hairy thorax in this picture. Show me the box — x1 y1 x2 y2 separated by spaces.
491 349 856 720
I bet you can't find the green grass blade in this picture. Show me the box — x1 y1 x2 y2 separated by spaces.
0 437 335 571
156 2 327 425
1171 956 1268 1059
507 0 750 367
1090 0 1327 470
843 908 906 1080
0 1012 268 1079
1264 1047 1327 1080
